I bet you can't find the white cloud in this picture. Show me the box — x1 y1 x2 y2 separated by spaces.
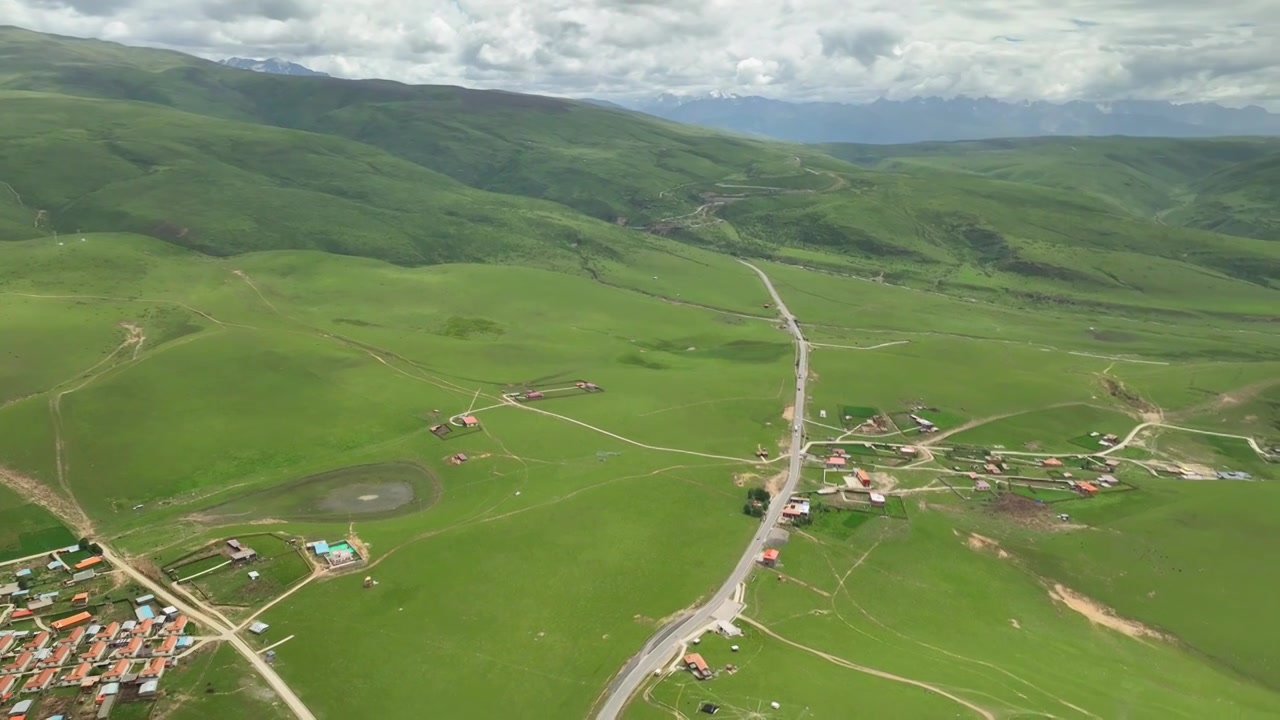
2 0 1278 108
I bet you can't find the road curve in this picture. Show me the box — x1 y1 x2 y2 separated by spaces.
594 259 810 719
100 547 317 720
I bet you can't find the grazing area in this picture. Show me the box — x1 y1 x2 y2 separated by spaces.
200 463 438 523
0 25 1277 720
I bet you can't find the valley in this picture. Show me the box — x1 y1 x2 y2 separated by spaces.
0 26 1276 720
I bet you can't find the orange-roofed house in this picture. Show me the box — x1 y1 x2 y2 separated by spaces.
134 619 154 637
113 637 143 659
1078 482 1099 496
155 636 179 657
102 659 131 681
71 592 90 608
97 622 121 641
683 653 712 680
61 626 87 648
22 669 56 694
61 662 92 687
81 641 108 662
163 616 189 636
10 608 32 620
825 456 847 468
51 611 91 632
1041 458 1063 468
761 549 780 566
0 675 17 701
6 652 36 674
38 645 71 669
74 556 103 571
461 415 479 428
139 657 167 680
23 632 51 651
855 468 871 486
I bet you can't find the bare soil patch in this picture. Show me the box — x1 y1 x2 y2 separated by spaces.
764 470 787 498
1048 583 1170 641
966 533 1011 560
0 465 91 535
871 471 897 492
782 405 795 422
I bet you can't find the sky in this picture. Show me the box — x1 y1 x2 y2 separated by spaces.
2 0 1278 108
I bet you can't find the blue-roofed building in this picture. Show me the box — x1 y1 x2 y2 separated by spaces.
46 560 65 571
135 605 156 621
312 541 330 556
15 568 31 577
10 699 33 715
138 679 159 696
38 591 59 600
11 589 28 598
177 636 195 648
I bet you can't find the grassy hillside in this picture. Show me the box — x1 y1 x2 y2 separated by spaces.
721 168 1280 319
0 90 656 267
821 136 1280 241
0 26 843 225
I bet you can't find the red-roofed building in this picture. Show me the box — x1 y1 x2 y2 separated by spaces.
51 612 91 632
80 641 109 663
113 637 143 659
5 652 35 674
61 662 92 687
761 548 780 566
22 632 50 651
74 556 103 570
461 415 479 428
0 675 17 701
825 455 847 468
134 619 154 637
22 669 56 694
61 626 87 647
855 468 871 486
71 592 90 608
97 622 121 641
38 645 71 669
1041 458 1063 468
139 657 167 679
155 636 179 657
683 653 712 679
102 659 131 681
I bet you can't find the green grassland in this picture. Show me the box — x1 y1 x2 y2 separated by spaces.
189 535 312 608
0 25 1279 720
822 135 1280 241
947 405 1138 453
636 495 1280 719
148 643 294 720
0 483 73 562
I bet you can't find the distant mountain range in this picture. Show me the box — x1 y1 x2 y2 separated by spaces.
620 94 1280 143
218 57 328 77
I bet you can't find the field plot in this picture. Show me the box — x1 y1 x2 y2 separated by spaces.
0 483 74 562
179 535 313 608
147 643 294 720
947 404 1137 453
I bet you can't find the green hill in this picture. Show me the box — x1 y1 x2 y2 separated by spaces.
822 136 1280 239
0 26 841 225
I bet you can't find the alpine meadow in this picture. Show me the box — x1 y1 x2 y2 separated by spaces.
0 25 1277 720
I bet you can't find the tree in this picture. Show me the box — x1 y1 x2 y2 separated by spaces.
78 537 92 551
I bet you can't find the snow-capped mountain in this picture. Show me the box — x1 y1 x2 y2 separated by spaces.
218 57 329 77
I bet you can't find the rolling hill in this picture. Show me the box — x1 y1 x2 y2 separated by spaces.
822 136 1280 241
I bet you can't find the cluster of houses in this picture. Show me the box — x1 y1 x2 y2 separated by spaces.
908 414 938 433
780 497 811 521
1088 432 1121 448
305 540 362 570
1 552 107 624
1 603 193 717
225 539 258 565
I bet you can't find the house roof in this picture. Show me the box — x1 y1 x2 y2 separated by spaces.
683 653 709 671
52 611 92 631
762 549 779 561
461 415 478 424
825 456 847 465
74 556 102 570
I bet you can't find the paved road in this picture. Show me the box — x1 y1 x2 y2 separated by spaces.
594 260 810 719
100 547 317 720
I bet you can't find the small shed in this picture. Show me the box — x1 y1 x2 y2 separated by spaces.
248 622 270 635
974 480 991 492
134 595 155 606
248 571 260 581
461 415 480 428
869 492 886 507
523 391 544 400
899 446 918 457
230 548 257 563
1042 458 1063 468
227 539 242 551
138 679 159 696
72 592 90 608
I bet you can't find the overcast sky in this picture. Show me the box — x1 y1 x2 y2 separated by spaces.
2 0 1277 108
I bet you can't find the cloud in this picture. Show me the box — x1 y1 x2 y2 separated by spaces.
0 0 1277 109
819 27 901 67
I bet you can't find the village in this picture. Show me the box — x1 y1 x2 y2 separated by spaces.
1 548 195 720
